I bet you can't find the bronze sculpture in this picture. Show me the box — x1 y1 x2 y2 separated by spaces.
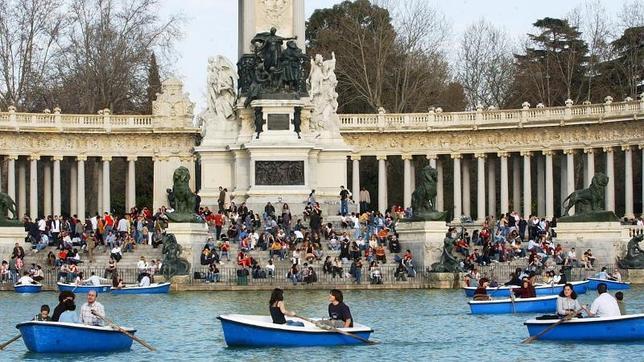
407 165 448 221
0 192 20 226
617 234 644 269
559 173 619 222
160 233 191 278
431 233 465 272
166 166 203 223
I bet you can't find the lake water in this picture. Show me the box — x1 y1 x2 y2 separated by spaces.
1 287 643 361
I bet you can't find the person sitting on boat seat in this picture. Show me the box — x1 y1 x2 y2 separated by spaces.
139 274 151 287
595 267 611 280
556 283 582 318
473 278 491 301
52 291 76 322
319 289 353 328
512 278 536 298
34 305 51 321
16 271 36 285
615 291 625 315
58 298 79 324
83 272 109 286
79 290 105 326
584 283 620 318
269 288 304 327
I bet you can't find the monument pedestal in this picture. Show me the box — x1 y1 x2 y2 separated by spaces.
165 223 209 268
555 222 626 266
396 221 448 270
0 226 26 247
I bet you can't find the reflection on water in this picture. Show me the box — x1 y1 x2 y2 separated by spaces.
1 287 642 361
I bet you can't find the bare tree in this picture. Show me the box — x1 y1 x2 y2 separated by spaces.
617 0 644 32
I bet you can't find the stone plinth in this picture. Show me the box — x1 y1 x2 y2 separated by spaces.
425 272 464 289
396 221 448 269
624 269 644 284
0 226 26 247
165 223 209 268
555 222 626 266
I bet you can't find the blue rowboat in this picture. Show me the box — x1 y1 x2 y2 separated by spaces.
524 314 644 342
111 282 171 295
586 278 630 290
463 281 588 298
217 314 374 347
14 283 43 293
16 321 136 353
468 295 557 314
57 282 111 293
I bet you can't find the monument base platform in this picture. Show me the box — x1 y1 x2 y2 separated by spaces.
554 222 627 266
0 226 26 247
396 221 448 270
165 223 209 268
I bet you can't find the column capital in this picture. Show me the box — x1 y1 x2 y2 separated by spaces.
639 144 644 150
76 155 88 161
497 151 509 158
425 154 438 160
180 155 196 162
127 156 138 162
621 144 631 152
562 148 576 155
376 154 388 161
583 147 595 154
542 150 554 156
602 146 614 153
28 154 40 161
6 154 19 160
401 153 413 160
102 156 113 162
450 153 462 160
520 151 532 157
52 155 64 161
350 154 361 161
153 154 169 162
474 152 487 159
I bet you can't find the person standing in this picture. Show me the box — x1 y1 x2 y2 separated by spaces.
359 187 371 213
79 290 105 326
339 186 351 216
217 186 225 212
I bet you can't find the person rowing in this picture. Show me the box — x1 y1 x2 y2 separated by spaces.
512 278 536 298
269 288 304 327
79 290 105 326
473 278 491 301
318 289 353 328
556 283 582 318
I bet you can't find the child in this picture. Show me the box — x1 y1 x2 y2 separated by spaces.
615 292 626 315
34 305 51 321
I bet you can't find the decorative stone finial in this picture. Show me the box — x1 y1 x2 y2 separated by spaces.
8 105 16 112
624 96 633 102
582 100 592 105
377 106 386 115
43 108 51 114
53 107 61 114
435 107 443 113
521 101 530 109
103 108 111 115
604 96 613 104
536 103 545 108
476 103 484 111
565 99 573 107
487 105 497 111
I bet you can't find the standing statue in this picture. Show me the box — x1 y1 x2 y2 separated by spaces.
308 52 341 136
560 173 618 222
160 233 191 278
251 27 297 73
617 234 644 269
407 165 448 221
166 167 203 223
0 192 19 226
280 41 308 91
201 55 238 141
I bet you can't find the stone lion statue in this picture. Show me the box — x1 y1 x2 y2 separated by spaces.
166 166 202 223
562 173 608 216
160 233 191 278
0 192 20 226
409 165 447 221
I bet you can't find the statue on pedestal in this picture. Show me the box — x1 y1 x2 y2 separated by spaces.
0 192 20 226
431 233 465 273
160 233 191 278
200 55 238 142
406 166 448 221
618 234 644 269
559 173 619 222
166 167 203 223
308 52 341 137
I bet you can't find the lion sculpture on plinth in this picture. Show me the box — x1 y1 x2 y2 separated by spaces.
562 173 608 216
0 192 20 226
166 166 202 223
408 165 447 221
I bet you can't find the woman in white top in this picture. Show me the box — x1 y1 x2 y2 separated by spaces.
556 283 582 318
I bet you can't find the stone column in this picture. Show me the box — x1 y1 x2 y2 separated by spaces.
402 154 412 209
452 154 462 221
475 153 486 222
537 155 545 217
43 159 51 217
7 155 16 218
18 159 26 218
70 161 77 216
512 155 520 212
499 152 509 214
584 148 595 187
462 158 471 218
237 0 255 57
560 155 567 215
623 145 634 219
410 160 416 191
97 162 103 215
77 156 86 220
102 156 111 214
544 150 554 219
603 147 615 212
487 156 496 216
52 156 62 216
641 145 644 217
29 155 39 220
127 157 137 210
377 155 387 214
565 149 575 215
293 0 306 50
521 151 532 218
351 155 360 213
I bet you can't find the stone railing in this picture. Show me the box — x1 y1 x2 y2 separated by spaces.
339 95 644 132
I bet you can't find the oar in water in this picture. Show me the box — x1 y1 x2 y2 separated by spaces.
293 314 378 345
0 334 21 351
91 310 155 351
521 314 573 344
509 293 516 314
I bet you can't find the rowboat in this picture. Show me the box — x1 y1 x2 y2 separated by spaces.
111 282 171 295
57 282 112 293
14 283 43 293
16 321 135 353
217 314 374 347
586 278 630 290
468 295 557 314
524 314 644 342
463 281 588 298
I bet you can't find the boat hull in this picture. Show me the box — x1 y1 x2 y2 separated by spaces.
57 282 111 293
111 282 171 295
16 321 135 353
14 284 43 293
524 314 644 342
469 296 557 314
464 281 588 298
586 278 630 291
218 314 373 347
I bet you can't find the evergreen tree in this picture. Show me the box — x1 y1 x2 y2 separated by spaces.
146 52 162 114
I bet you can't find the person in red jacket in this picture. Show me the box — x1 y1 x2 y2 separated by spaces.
513 278 536 298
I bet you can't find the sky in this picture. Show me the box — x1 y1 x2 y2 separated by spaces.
158 0 626 112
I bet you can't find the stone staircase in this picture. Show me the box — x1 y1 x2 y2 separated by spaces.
22 243 163 269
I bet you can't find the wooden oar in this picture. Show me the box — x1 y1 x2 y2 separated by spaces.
509 293 516 314
91 311 155 351
0 334 21 350
521 314 573 344
293 314 378 345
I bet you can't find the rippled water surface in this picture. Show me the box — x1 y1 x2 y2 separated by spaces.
1 286 642 361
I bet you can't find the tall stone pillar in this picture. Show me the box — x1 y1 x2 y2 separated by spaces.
537 155 545 217
70 162 77 216
43 159 52 217
127 157 137 210
102 156 111 214
521 151 532 218
292 0 306 50
565 149 575 215
512 155 520 212
623 145 634 219
351 155 360 213
52 156 62 216
560 155 567 215
29 155 39 220
7 155 16 218
584 148 595 187
97 162 103 215
641 146 644 217
462 158 471 218
77 156 86 220
402 154 412 209
499 152 509 214
604 147 615 212
452 154 462 221
544 150 554 219
410 160 416 191
377 155 387 214
18 159 26 218
487 157 496 216
476 153 486 222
